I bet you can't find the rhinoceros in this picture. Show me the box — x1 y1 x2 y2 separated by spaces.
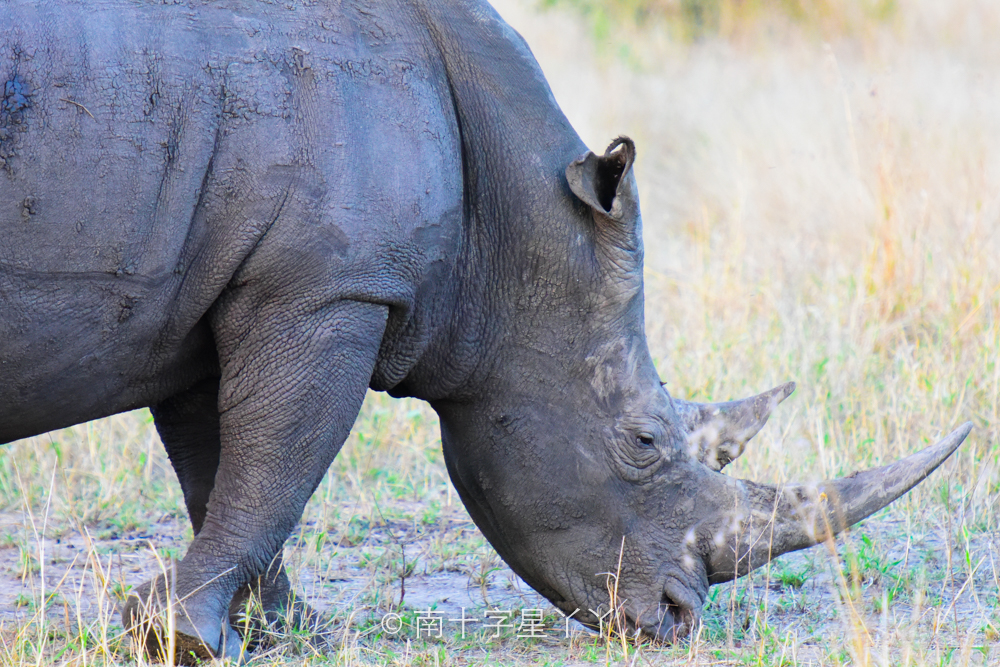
0 0 971 662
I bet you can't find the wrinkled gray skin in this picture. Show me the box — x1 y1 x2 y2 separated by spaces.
0 0 972 662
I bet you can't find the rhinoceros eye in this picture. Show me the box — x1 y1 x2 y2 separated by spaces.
610 425 666 481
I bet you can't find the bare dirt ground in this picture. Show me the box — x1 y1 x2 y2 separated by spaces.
0 487 996 664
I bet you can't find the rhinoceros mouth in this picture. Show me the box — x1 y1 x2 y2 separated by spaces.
623 579 700 643
636 593 696 642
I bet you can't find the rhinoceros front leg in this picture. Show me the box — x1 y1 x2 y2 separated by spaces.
146 378 320 643
150 378 220 535
124 300 388 663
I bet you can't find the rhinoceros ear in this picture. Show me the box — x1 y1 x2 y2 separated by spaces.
566 136 636 222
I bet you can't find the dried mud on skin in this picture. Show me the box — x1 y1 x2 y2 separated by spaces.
0 504 997 664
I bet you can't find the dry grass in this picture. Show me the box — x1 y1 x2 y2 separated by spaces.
1 0 998 664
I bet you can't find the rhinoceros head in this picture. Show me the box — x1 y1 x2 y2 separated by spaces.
432 137 970 640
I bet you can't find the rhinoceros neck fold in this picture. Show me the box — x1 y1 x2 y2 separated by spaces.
415 0 586 170
389 0 597 403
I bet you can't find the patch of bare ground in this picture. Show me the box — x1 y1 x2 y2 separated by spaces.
0 485 996 664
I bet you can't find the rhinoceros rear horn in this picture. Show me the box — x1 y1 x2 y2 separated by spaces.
704 422 973 583
675 382 796 471
566 136 636 220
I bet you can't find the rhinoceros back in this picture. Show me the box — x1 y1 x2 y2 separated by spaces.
0 1 463 442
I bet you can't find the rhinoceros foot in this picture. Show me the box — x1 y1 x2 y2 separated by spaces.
122 576 246 665
228 565 327 651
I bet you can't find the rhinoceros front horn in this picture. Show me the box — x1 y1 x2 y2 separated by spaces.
704 421 973 584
